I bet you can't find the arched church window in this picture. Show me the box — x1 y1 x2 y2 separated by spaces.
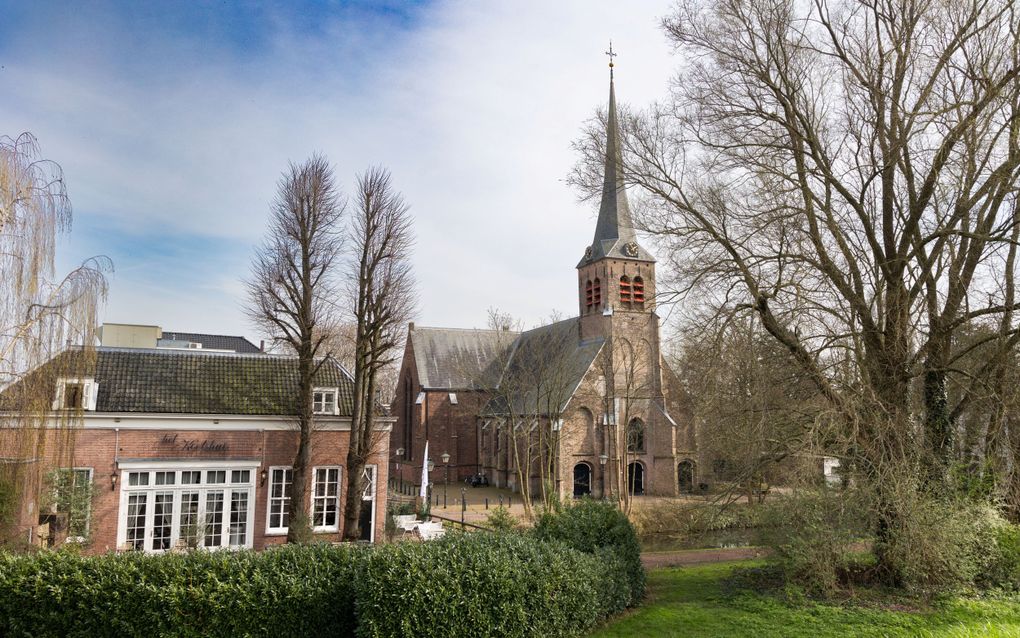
620 276 632 304
585 280 593 308
632 276 645 306
626 418 645 453
592 278 602 305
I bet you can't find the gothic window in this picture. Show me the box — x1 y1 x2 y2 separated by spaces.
626 418 645 453
632 276 645 306
585 280 593 308
620 275 632 304
592 278 602 306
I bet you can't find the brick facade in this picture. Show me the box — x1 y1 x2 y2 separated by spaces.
10 419 390 553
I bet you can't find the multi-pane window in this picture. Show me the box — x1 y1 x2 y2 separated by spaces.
126 494 147 551
204 492 224 547
50 468 94 539
313 389 337 415
119 467 254 552
229 492 249 546
267 468 292 533
152 493 174 551
179 492 201 548
312 467 341 531
626 419 646 453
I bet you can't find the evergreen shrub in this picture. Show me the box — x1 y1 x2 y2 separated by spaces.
533 499 645 604
354 532 617 638
0 543 365 637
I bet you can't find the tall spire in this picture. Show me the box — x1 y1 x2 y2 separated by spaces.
579 43 653 266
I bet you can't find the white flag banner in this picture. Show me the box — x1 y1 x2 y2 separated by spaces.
419 440 430 500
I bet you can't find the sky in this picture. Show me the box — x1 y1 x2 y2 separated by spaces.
0 0 677 345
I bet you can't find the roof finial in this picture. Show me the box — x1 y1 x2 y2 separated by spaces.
605 40 617 79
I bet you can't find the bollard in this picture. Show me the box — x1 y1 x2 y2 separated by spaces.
462 488 467 524
509 495 513 508
485 497 489 510
499 494 503 508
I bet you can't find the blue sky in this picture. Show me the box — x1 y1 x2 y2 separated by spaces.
1 0 675 343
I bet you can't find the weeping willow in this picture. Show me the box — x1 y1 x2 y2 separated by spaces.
0 132 109 544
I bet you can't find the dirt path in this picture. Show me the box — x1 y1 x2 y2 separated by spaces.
640 546 768 569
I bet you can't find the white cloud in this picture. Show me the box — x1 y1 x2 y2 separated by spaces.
2 0 676 341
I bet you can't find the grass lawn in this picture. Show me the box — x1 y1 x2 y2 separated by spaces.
592 561 1020 637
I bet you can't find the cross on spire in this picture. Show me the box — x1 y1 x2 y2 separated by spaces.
605 41 617 79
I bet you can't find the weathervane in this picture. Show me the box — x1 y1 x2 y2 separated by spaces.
605 40 617 79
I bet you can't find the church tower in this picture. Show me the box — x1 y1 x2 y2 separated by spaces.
577 55 657 343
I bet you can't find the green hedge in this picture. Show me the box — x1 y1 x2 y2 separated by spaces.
354 533 618 637
0 504 642 637
0 543 364 637
534 499 646 604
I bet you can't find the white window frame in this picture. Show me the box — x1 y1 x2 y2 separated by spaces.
311 466 342 533
312 387 339 415
115 461 256 553
53 377 99 411
265 466 292 535
52 467 94 541
361 465 377 543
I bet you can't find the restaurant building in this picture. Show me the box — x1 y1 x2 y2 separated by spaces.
3 324 391 553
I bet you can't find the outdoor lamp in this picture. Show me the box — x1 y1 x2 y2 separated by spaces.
110 472 118 491
441 452 450 464
396 447 405 457
427 460 435 472
260 468 268 485
599 454 608 466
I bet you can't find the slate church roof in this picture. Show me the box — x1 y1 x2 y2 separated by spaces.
410 326 518 390
482 318 605 417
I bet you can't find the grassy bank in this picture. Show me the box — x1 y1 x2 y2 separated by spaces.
592 561 1020 637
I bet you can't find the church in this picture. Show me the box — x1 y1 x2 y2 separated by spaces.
390 64 696 500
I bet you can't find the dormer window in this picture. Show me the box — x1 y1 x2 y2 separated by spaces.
54 378 98 411
312 388 338 415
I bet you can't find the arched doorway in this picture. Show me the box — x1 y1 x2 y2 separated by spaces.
678 460 695 493
627 461 644 496
573 463 592 497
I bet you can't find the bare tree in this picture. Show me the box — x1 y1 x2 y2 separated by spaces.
245 155 345 543
342 167 415 541
572 0 1020 575
0 132 109 543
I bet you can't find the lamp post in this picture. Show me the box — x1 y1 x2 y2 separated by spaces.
441 452 451 509
599 453 608 499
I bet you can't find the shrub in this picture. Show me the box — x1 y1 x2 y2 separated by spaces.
757 488 864 597
485 506 519 531
984 523 1020 590
354 532 617 638
880 490 1006 598
0 543 365 637
533 499 645 604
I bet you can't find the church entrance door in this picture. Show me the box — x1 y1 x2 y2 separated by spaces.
573 463 592 497
678 460 695 493
627 462 644 496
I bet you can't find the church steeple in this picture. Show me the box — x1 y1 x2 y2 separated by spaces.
578 45 654 267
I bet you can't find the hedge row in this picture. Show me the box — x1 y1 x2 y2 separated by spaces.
0 543 363 637
0 501 644 637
